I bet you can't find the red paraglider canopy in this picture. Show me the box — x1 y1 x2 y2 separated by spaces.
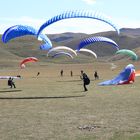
20 57 38 68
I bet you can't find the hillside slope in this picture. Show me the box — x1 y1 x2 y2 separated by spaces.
0 28 140 64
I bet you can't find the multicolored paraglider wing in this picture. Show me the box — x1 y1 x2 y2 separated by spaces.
47 46 77 56
50 52 74 59
20 57 38 68
98 64 135 86
115 49 138 61
77 36 119 51
37 10 120 36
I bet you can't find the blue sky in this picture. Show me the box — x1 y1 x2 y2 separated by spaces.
0 0 140 34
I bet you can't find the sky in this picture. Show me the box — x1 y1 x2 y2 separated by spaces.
0 0 140 34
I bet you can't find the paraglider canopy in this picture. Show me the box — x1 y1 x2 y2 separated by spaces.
49 51 74 59
20 57 38 68
47 46 77 57
99 64 135 86
37 10 120 36
115 49 138 61
2 25 36 43
2 25 52 49
77 36 119 51
76 48 97 59
40 43 52 51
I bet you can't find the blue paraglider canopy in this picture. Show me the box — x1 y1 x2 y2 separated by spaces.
77 36 119 51
37 10 120 36
2 25 52 49
2 25 36 43
40 43 52 51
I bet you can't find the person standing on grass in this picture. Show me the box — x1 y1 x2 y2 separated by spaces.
37 72 40 77
8 77 16 88
70 70 73 77
80 71 90 92
94 71 99 80
60 69 63 77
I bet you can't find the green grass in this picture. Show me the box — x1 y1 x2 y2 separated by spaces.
110 132 140 140
129 135 140 140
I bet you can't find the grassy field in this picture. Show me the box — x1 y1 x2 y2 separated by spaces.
0 61 140 140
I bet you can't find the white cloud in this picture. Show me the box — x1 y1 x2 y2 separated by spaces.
0 17 45 33
114 17 140 29
1 16 140 35
82 0 96 5
42 18 115 34
0 16 114 34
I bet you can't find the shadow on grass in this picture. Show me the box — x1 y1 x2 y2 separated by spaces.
73 90 88 93
0 90 22 93
56 80 82 82
0 95 85 100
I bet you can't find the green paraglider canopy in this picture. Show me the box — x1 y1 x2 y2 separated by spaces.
115 49 138 61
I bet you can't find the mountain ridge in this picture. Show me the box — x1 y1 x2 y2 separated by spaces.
0 28 140 64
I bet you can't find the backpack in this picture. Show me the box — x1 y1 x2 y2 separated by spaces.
85 77 90 85
84 76 90 85
8 80 11 86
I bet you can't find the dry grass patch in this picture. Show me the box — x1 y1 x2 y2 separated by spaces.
0 62 139 140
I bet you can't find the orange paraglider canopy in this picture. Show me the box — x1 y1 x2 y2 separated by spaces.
20 57 38 68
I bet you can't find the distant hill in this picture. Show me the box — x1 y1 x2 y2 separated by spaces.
120 28 140 37
0 28 140 65
48 32 87 43
47 29 140 57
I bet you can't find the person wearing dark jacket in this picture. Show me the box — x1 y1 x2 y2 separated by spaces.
81 71 90 92
8 77 16 88
37 72 40 77
70 70 73 77
94 71 99 80
60 69 63 77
